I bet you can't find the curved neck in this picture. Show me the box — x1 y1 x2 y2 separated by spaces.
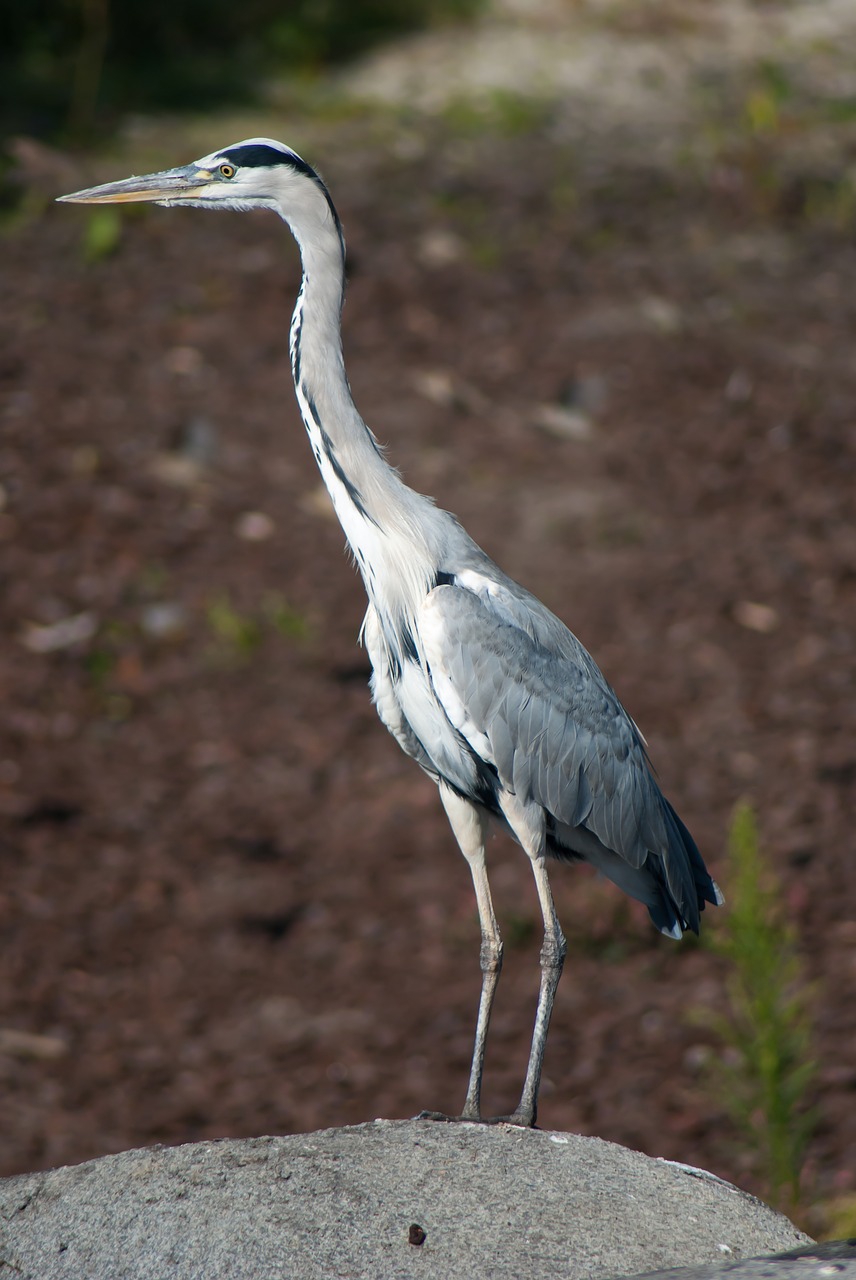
278 193 438 620
286 211 381 505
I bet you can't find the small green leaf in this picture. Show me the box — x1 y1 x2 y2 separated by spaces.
206 594 262 656
83 208 122 264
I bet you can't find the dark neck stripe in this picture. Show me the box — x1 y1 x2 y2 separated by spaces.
300 386 380 530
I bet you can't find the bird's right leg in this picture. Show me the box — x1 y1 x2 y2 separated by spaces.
424 784 502 1121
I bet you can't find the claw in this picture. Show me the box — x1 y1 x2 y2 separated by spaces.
416 1109 535 1128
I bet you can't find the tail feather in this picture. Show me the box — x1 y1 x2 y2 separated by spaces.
647 800 721 937
544 796 722 939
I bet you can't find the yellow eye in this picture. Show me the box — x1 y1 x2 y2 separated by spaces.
218 163 236 179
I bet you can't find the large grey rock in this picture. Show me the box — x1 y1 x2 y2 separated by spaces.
638 1240 856 1280
0 1120 811 1280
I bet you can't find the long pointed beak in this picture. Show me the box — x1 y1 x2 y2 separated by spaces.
57 164 211 205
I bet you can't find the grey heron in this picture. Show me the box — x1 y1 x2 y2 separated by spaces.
60 139 722 1127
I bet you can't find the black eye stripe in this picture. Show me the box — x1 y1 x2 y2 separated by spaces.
212 142 345 258
219 144 311 172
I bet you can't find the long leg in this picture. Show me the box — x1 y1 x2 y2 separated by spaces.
511 854 566 1125
499 794 567 1128
438 783 502 1120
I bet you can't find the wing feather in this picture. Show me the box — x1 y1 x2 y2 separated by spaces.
416 570 718 933
420 578 696 879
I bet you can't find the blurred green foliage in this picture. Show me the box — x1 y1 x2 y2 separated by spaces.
2 0 482 140
82 206 122 262
262 591 311 642
206 594 264 659
205 590 310 663
706 801 816 1212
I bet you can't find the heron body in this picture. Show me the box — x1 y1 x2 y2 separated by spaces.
60 139 721 1127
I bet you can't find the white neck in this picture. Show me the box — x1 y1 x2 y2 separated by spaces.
276 181 440 628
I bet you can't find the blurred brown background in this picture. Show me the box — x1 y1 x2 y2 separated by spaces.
1 0 855 1237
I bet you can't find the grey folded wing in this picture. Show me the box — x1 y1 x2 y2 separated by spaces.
420 581 708 932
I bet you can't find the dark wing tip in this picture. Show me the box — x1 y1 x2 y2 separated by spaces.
647 800 720 938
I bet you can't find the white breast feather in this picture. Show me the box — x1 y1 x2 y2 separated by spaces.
420 590 495 766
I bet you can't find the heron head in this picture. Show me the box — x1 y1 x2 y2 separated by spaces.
58 138 321 214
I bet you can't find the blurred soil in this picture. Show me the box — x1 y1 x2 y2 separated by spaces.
1 0 856 1228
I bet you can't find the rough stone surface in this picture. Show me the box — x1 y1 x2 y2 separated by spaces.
637 1239 856 1280
0 1121 811 1280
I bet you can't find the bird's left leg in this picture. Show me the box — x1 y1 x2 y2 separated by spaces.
499 795 567 1128
423 783 502 1122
